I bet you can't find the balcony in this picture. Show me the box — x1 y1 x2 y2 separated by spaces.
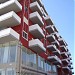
46 34 56 42
29 24 45 39
47 55 61 65
44 15 53 25
0 0 20 3
47 45 57 52
52 40 59 48
62 59 69 64
61 52 68 58
47 45 60 55
53 25 58 32
58 38 68 46
62 66 70 72
51 32 59 39
30 1 42 15
31 0 43 7
60 45 68 52
29 11 44 27
0 11 21 28
29 39 46 54
0 28 19 44
0 0 22 15
53 50 60 56
45 25 54 33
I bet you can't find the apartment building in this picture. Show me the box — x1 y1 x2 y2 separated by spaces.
0 0 74 75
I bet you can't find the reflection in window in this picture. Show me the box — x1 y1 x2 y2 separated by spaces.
6 68 16 75
0 41 17 64
0 69 5 75
8 45 17 62
3 43 9 63
52 65 57 72
38 56 44 71
22 46 37 69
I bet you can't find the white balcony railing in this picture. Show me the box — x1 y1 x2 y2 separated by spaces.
52 40 59 48
58 38 68 46
29 39 46 54
30 1 42 15
31 0 43 7
62 66 70 71
53 49 60 56
29 11 44 27
43 15 53 25
0 11 21 27
29 24 45 39
60 45 68 52
45 25 55 33
51 32 60 39
47 45 57 52
47 45 60 55
0 0 22 15
47 55 61 65
62 59 69 64
46 34 56 42
0 28 19 44
61 52 68 58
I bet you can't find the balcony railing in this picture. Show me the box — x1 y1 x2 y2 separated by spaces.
0 0 22 15
47 45 60 55
62 66 70 72
51 32 59 39
58 38 68 46
46 34 56 42
45 25 54 33
0 28 19 44
47 55 61 65
30 1 42 15
60 45 68 52
29 11 44 27
53 50 60 56
43 15 53 25
29 39 46 54
62 59 69 64
47 45 57 52
31 0 43 7
0 11 21 27
29 24 45 39
61 52 68 58
52 40 59 48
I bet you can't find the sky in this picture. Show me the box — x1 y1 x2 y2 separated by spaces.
42 0 74 74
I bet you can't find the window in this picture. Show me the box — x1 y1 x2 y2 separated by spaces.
52 65 57 72
0 41 18 64
3 43 9 63
8 45 17 62
22 46 27 65
23 31 28 40
0 69 5 75
38 56 44 70
22 46 37 69
6 68 16 75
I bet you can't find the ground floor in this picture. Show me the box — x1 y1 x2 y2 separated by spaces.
0 40 58 75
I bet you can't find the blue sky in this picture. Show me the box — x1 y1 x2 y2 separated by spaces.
42 0 74 74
